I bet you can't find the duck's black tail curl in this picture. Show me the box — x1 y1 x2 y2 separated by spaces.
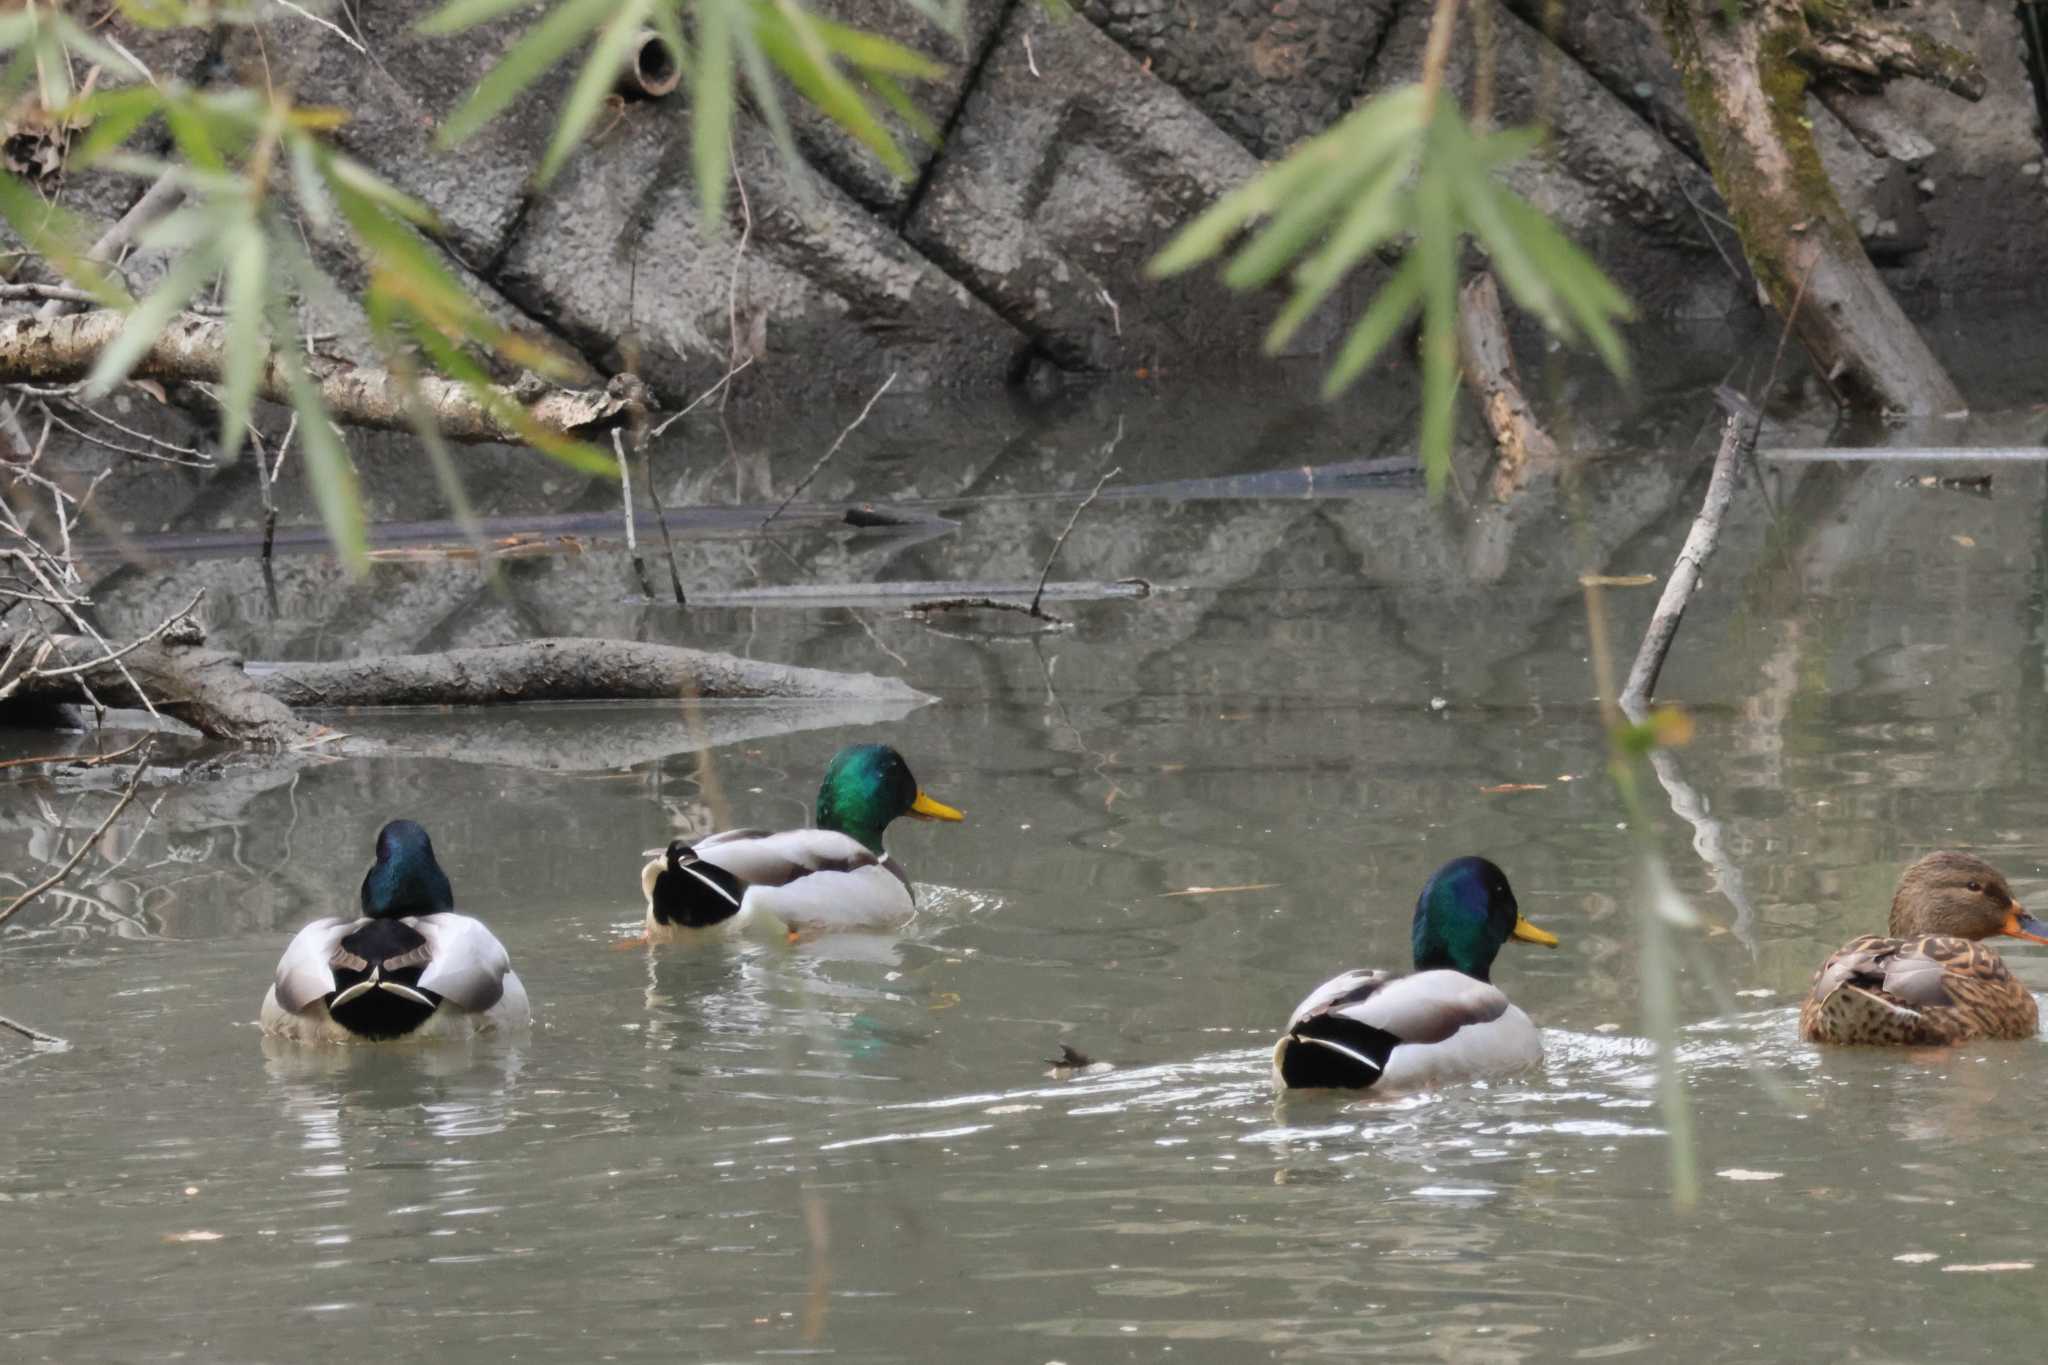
1274 1013 1403 1089
650 848 747 928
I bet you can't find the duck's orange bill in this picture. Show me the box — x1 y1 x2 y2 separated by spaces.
1512 915 1560 947
911 791 964 822
2002 905 2048 945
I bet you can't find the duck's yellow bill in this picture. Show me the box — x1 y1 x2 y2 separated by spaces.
911 791 964 822
1512 915 1560 947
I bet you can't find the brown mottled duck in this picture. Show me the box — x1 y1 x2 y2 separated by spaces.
1800 851 2047 1046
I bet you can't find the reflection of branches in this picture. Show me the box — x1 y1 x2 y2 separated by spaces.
1641 744 1758 955
0 739 154 929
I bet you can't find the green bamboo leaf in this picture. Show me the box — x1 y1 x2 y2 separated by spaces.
1222 157 1380 291
82 247 217 398
217 219 268 464
691 0 736 226
537 0 656 184
1451 173 1560 333
1412 163 1460 496
416 0 540 36
69 86 164 167
755 5 911 179
866 72 937 145
807 16 946 78
1497 191 1633 376
1264 150 1414 352
438 0 613 149
49 12 149 78
321 151 439 226
1320 253 1424 397
1152 86 1427 279
162 98 226 173
411 319 615 474
0 171 128 305
1473 124 1544 171
0 13 38 50
289 138 332 229
1224 97 1436 290
278 351 367 572
734 26 803 196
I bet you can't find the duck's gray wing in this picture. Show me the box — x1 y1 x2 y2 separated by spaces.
695 829 881 885
272 917 356 1012
412 913 513 1012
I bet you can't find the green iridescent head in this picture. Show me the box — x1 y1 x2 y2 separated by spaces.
1410 856 1558 981
360 819 455 918
814 744 963 853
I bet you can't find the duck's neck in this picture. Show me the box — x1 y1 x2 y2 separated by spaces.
816 781 891 854
1411 883 1495 981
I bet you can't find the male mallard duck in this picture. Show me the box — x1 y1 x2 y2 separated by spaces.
260 820 530 1043
1799 850 2047 1046
1272 856 1559 1091
638 743 963 942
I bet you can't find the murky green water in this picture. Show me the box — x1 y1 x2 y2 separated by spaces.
8 353 2048 1362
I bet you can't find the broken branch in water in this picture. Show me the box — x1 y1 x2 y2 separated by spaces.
0 737 153 930
0 310 637 443
1455 272 1557 501
1620 388 1760 716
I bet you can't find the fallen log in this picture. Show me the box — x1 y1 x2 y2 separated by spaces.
0 634 931 747
0 310 638 443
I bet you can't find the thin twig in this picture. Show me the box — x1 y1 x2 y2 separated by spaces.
271 0 367 53
723 135 754 411
1030 466 1119 618
0 739 153 929
760 371 897 529
0 282 101 304
1420 0 1464 102
0 734 148 772
648 356 753 440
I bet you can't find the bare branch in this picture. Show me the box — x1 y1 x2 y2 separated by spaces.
1031 466 1119 618
760 371 897 529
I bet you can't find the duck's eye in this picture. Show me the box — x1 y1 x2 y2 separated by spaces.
1967 881 1984 893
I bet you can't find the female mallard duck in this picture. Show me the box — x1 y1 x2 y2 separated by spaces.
1272 856 1559 1091
260 820 530 1043
638 743 963 942
1799 850 2047 1046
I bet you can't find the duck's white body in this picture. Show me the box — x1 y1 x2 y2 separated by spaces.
259 912 531 1043
640 828 916 942
1271 968 1543 1091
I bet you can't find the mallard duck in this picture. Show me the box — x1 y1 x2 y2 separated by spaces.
638 743 963 942
259 820 530 1043
1800 850 2046 1046
1272 856 1559 1090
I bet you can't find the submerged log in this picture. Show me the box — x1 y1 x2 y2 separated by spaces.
0 310 639 443
0 634 930 747
1652 0 1981 416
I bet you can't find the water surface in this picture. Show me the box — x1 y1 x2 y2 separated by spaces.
6 359 2048 1362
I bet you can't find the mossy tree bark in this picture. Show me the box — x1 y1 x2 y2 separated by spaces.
1654 0 1984 415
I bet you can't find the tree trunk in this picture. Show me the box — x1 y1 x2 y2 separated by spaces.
1654 0 1983 416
